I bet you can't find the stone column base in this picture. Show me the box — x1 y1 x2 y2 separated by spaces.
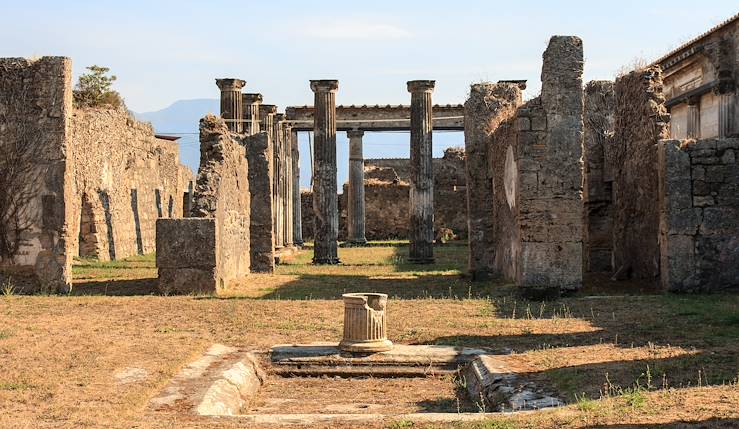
338 338 393 354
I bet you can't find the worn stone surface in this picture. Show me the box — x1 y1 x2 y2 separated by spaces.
339 293 392 353
245 132 275 273
346 130 367 244
156 218 217 294
310 80 340 264
71 107 193 261
611 66 670 280
407 80 436 264
464 37 584 290
583 80 615 272
658 138 739 292
464 82 522 280
158 115 251 293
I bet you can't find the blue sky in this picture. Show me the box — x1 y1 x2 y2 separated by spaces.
2 1 737 186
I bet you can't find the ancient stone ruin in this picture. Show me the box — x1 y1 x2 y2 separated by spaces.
1 17 737 295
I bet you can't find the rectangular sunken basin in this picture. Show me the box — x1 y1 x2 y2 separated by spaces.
149 343 563 425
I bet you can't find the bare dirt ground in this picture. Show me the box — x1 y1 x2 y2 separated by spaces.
0 243 737 428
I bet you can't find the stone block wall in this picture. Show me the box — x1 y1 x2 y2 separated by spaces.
69 107 193 262
467 36 585 290
190 115 251 285
156 218 217 294
658 138 739 292
583 81 615 272
0 57 75 292
610 66 670 280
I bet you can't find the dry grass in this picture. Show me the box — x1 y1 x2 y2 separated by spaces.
0 243 737 428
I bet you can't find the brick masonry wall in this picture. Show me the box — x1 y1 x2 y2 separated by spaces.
70 107 193 262
0 57 74 292
583 80 615 272
658 138 739 292
611 66 670 280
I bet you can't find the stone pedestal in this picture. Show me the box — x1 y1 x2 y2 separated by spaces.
310 80 340 264
242 93 262 136
347 130 367 245
407 80 436 264
339 293 393 353
216 78 245 133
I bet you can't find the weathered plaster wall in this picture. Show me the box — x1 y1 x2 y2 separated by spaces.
464 82 522 280
583 80 615 272
658 138 739 292
70 107 193 262
159 115 250 293
0 57 74 292
611 66 670 280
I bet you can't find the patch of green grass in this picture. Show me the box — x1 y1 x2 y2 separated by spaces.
666 295 739 340
467 420 518 429
0 330 10 340
575 393 598 412
0 381 33 391
387 419 415 429
546 368 590 401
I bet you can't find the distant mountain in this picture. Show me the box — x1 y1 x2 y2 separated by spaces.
133 99 464 189
133 99 219 174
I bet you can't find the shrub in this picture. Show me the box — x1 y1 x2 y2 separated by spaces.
73 65 123 108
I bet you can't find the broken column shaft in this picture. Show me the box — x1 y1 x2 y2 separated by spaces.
407 80 436 264
242 93 263 136
310 79 340 264
274 113 285 248
216 78 246 133
346 130 367 245
282 119 293 246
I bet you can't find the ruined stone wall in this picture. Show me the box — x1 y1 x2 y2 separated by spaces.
471 36 585 291
0 57 74 292
583 81 615 272
658 138 739 292
191 115 250 283
69 107 193 262
301 149 468 241
245 132 274 272
611 67 670 280
464 83 522 280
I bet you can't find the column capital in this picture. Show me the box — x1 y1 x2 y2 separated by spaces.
407 80 436 93
260 104 277 116
216 78 246 91
347 129 364 139
275 113 286 123
242 93 263 104
310 79 339 93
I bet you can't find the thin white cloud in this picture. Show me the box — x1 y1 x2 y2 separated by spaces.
298 20 412 40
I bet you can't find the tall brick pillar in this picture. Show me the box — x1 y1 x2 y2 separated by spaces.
216 78 245 133
310 79 340 264
242 93 262 136
346 129 367 245
407 80 436 264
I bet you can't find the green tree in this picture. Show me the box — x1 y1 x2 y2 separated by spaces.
73 65 123 108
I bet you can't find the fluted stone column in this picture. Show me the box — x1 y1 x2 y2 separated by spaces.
274 113 285 248
260 105 278 248
407 80 435 264
291 130 304 246
310 80 340 264
216 78 246 133
283 120 293 246
242 93 262 136
347 130 367 245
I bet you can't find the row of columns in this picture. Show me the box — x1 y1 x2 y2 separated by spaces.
216 80 303 257
310 79 437 264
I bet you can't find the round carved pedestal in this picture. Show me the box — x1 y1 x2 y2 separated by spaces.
339 293 393 353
